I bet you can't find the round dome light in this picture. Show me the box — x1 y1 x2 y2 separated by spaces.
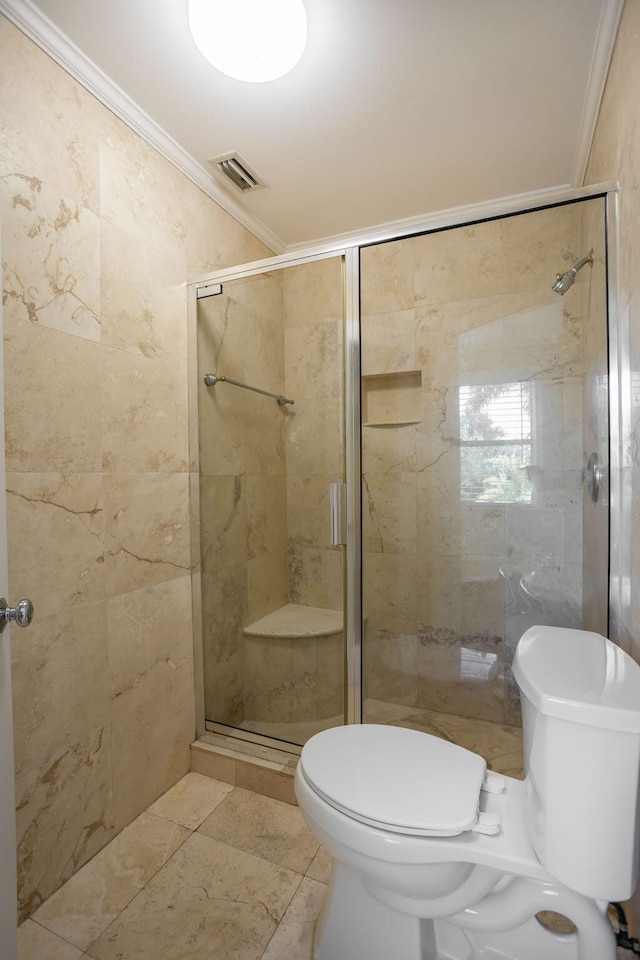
188 0 307 83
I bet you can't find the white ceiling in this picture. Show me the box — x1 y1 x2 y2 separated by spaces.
6 0 621 250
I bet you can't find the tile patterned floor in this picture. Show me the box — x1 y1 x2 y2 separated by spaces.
17 769 633 960
18 772 328 960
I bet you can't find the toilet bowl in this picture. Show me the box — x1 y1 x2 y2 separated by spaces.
295 626 640 960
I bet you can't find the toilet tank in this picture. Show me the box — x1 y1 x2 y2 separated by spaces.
512 625 640 901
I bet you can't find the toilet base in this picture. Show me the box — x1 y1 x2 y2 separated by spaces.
313 862 616 960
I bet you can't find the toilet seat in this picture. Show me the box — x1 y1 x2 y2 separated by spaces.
300 725 501 837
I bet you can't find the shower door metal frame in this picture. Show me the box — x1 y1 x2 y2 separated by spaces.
188 246 363 752
187 179 621 755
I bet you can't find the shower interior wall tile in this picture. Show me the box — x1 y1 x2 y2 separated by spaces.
283 258 344 613
360 308 416 376
360 237 416 314
413 221 504 306
282 257 344 327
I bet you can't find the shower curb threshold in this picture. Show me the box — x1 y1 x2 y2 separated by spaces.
190 735 298 806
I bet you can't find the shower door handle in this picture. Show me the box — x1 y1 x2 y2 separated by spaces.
329 483 346 546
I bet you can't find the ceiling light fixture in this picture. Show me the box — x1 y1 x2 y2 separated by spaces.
188 0 308 83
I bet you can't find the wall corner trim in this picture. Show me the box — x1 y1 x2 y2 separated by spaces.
571 0 625 188
0 0 286 254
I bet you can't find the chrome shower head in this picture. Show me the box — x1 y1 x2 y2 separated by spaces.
552 251 593 295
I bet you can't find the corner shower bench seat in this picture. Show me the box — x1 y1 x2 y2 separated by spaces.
243 603 343 723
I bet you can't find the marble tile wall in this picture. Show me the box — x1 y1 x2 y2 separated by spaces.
0 14 271 921
361 205 594 725
584 0 640 658
197 273 288 726
283 258 345 610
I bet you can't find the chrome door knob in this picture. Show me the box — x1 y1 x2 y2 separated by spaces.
0 598 34 632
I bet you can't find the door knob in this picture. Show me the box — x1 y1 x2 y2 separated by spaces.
0 598 34 632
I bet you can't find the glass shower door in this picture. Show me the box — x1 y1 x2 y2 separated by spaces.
195 255 346 747
359 199 609 768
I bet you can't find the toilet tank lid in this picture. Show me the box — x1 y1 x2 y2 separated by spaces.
513 626 640 733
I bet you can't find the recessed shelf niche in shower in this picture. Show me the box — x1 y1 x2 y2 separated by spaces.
362 370 422 426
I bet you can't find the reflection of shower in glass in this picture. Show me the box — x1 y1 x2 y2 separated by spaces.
552 250 593 295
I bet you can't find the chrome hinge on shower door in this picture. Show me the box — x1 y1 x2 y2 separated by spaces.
329 483 347 546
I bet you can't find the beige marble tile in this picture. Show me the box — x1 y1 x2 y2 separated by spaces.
0 18 101 212
18 919 84 960
88 832 301 960
363 472 418 553
262 876 326 960
364 630 419 706
101 219 187 361
364 552 417 635
110 665 194 831
16 725 114 923
414 220 503 306
362 423 417 475
34 812 189 951
500 204 580 296
247 550 289 622
103 473 190 595
199 474 248 566
306 846 332 884
12 602 109 784
361 238 415 314
107 575 193 708
285 321 340 400
361 308 416 376
286 475 331 550
283 257 343 327
101 348 189 473
6 473 104 620
244 399 288 475
99 113 187 259
185 180 272 276
489 751 524 779
415 295 505 388
427 710 523 761
246 473 287 560
0 174 100 340
285 399 342 476
190 741 237 786
287 547 344 611
3 317 102 473
198 787 318 873
148 773 234 830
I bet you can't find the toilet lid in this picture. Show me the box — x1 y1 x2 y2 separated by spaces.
300 725 487 837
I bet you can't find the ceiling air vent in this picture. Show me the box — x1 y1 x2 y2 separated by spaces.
208 152 267 193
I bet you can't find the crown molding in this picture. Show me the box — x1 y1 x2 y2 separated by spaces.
0 0 286 254
571 0 625 188
284 181 618 254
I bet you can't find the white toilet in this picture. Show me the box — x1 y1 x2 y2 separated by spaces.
295 625 640 960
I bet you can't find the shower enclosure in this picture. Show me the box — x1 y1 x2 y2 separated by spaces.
189 194 611 761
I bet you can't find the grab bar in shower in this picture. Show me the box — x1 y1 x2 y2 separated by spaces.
203 374 294 406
